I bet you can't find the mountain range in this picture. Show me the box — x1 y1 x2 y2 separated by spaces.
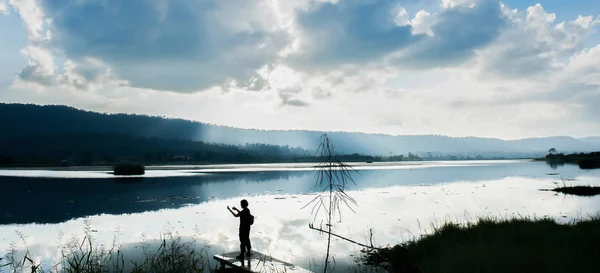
1 103 599 159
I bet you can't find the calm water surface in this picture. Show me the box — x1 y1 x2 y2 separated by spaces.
1 160 599 272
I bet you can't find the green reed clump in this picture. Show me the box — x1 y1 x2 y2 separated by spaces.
359 215 600 273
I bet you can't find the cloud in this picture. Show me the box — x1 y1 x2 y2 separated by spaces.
237 76 272 92
441 0 476 9
574 84 600 118
291 0 421 68
391 0 507 68
461 41 600 127
279 93 310 107
278 87 310 107
410 10 435 36
58 58 127 91
549 45 600 122
0 0 8 15
16 45 56 87
3 0 600 138
7 0 49 40
11 0 290 92
311 88 333 100
563 43 600 85
3 0 55 90
291 0 508 70
473 3 600 79
8 0 562 93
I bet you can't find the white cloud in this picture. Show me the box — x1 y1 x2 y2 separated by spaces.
58 58 127 91
7 0 56 88
8 0 290 92
390 0 507 68
393 6 411 26
15 45 55 87
441 0 476 9
563 44 600 85
292 0 508 70
0 0 8 15
2 0 600 139
525 4 593 52
7 0 49 40
473 3 599 79
410 10 435 36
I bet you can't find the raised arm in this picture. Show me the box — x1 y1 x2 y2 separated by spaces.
227 206 240 217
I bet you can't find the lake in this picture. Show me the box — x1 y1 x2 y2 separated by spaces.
1 160 599 272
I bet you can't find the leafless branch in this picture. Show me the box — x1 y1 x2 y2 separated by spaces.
308 224 384 251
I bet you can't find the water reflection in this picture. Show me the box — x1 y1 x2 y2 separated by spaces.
0 161 593 225
0 171 310 225
0 161 599 272
546 160 565 169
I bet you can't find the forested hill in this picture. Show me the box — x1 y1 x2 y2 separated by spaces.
1 103 203 140
2 103 600 159
0 132 311 165
0 103 313 165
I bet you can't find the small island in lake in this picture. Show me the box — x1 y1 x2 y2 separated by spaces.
113 164 145 175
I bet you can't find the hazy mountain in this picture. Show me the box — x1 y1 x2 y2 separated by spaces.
581 137 600 147
2 103 599 158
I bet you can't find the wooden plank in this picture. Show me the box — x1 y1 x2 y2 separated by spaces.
213 251 313 273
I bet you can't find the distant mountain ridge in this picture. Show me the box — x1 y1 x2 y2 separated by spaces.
1 103 599 158
580 137 600 147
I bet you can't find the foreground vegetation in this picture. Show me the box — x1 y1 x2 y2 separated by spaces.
4 216 600 273
0 225 211 273
359 216 600 273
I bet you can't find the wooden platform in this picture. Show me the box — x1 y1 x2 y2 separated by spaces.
213 251 312 273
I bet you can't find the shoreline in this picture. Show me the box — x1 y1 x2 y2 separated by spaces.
0 159 534 172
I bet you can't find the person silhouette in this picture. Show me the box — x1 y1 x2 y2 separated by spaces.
227 199 252 259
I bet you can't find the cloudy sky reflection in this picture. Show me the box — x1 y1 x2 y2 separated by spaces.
1 162 599 272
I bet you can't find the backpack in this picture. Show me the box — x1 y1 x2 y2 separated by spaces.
249 214 254 225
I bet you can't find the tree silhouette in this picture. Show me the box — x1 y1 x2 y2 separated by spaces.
548 148 557 155
304 134 357 272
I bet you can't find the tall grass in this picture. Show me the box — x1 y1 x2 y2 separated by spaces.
359 215 600 273
130 231 209 273
1 231 44 273
1 220 210 273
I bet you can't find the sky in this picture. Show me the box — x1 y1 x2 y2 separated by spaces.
1 0 599 140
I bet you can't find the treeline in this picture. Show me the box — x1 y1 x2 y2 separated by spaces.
544 151 600 169
0 133 498 166
544 151 600 163
0 133 312 166
319 153 489 163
